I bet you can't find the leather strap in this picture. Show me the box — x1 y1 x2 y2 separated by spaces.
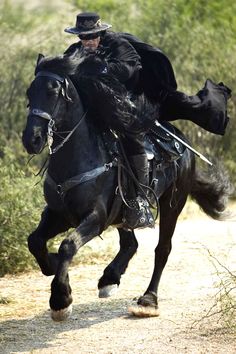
45 161 115 197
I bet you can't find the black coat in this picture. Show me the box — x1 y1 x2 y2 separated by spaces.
65 32 142 91
65 31 231 136
119 32 231 136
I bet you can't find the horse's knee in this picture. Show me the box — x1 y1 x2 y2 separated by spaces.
58 239 77 260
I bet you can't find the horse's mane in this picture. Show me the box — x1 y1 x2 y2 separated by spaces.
35 52 157 132
35 53 84 77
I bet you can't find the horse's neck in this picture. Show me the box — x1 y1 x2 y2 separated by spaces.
48 105 107 181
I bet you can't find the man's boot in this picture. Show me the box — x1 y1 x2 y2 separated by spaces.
123 153 155 229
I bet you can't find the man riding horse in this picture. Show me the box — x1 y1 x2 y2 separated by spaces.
64 12 231 229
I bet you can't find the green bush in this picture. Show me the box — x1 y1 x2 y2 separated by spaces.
0 139 45 276
0 0 75 139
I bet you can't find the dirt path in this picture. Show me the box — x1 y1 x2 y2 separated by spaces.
0 218 235 354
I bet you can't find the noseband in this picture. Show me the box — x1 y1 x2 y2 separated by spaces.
29 71 86 155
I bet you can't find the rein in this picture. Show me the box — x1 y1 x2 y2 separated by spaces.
29 71 86 155
48 110 87 154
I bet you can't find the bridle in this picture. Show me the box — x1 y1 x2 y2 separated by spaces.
28 71 86 155
27 70 116 201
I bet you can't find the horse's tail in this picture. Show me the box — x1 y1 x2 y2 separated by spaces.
190 164 234 220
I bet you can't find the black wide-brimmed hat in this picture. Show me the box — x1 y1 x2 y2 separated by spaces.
65 12 112 35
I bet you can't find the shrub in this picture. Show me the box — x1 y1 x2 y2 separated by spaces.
0 139 45 276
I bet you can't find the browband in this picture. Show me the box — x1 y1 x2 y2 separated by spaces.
36 71 65 83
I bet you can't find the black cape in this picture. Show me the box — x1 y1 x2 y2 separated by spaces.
120 32 231 135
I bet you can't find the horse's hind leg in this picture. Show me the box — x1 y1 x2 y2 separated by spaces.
28 207 71 276
135 192 188 313
98 228 138 297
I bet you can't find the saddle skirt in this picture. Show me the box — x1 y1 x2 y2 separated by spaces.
145 121 186 162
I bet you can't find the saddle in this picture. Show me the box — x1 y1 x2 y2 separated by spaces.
102 120 186 228
103 120 186 199
103 120 185 165
145 121 186 162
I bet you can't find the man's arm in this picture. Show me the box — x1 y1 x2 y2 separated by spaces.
103 36 142 84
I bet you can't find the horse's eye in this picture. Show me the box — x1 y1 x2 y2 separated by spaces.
47 81 60 90
47 81 60 96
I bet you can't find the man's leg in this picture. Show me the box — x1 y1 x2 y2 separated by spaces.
121 134 155 229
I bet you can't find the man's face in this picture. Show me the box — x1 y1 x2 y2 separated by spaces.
79 33 101 51
81 37 100 51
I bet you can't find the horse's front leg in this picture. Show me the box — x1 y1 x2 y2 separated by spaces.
49 211 102 321
28 207 71 276
98 228 138 297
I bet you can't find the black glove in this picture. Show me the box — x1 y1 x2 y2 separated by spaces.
78 50 108 76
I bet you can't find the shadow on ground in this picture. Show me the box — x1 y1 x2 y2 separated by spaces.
0 297 137 353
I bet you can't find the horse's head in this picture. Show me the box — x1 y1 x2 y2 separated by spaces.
22 54 79 155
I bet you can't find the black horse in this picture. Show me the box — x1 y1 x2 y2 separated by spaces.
22 53 231 321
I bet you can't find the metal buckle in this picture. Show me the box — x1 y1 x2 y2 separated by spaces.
105 162 113 171
57 184 62 195
47 119 55 154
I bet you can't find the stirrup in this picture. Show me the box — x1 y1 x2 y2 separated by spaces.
123 195 155 229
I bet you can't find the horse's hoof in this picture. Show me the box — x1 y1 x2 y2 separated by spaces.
98 284 118 298
137 292 158 307
50 304 72 322
128 305 160 317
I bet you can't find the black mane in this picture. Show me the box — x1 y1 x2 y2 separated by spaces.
35 53 84 77
35 52 157 132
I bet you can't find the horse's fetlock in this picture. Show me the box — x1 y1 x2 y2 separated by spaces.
50 277 72 311
98 266 121 288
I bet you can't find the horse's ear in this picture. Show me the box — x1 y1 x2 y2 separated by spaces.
37 53 45 66
35 54 45 75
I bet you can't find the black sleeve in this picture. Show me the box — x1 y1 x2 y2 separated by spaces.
104 37 142 84
160 79 231 135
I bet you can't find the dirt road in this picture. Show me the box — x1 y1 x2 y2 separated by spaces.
0 218 235 354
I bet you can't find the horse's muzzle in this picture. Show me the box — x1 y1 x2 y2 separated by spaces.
22 113 48 154
22 128 45 154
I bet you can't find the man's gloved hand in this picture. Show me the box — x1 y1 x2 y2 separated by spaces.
78 49 108 76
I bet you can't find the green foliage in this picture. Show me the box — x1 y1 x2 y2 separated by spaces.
0 139 45 276
1 3 66 136
70 0 137 32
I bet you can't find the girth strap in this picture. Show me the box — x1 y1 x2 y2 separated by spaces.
45 161 116 197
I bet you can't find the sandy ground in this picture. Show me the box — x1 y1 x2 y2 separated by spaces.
0 217 236 354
